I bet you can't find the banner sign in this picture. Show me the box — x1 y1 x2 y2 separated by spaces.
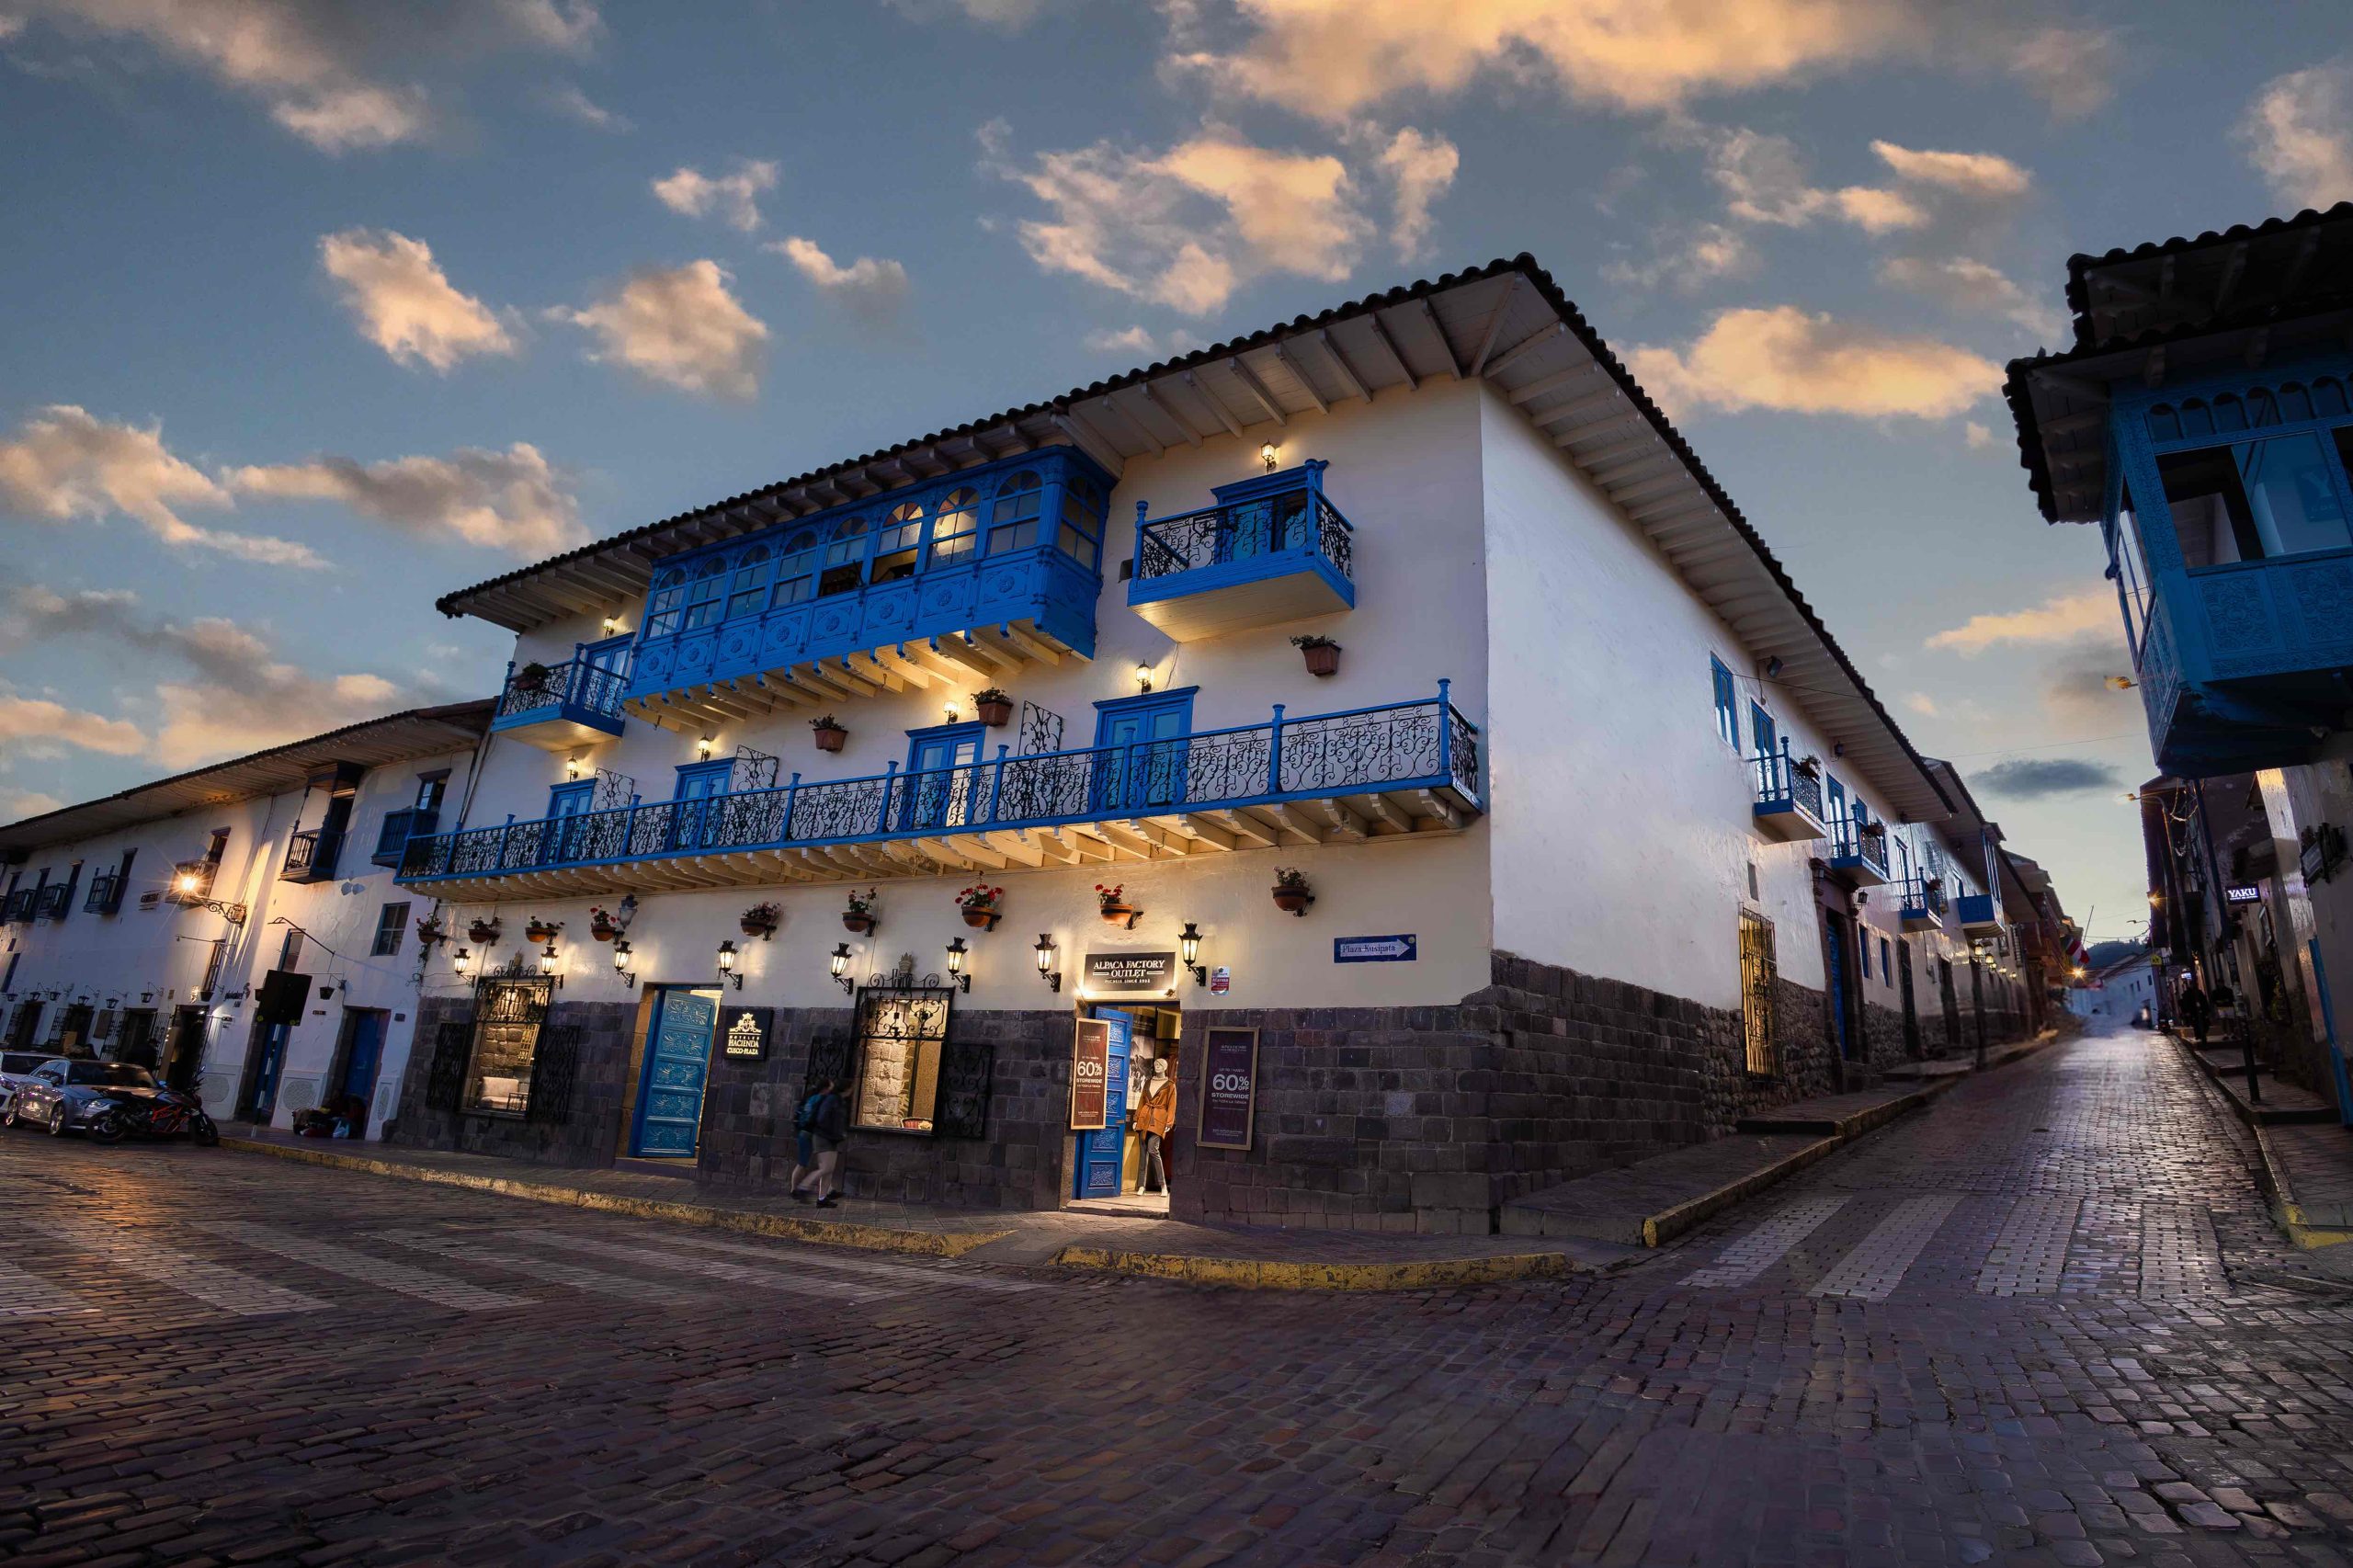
1085 950 1176 994
1197 1027 1259 1151
1070 1017 1109 1130
1334 934 1417 963
721 1006 772 1060
2223 884 2263 905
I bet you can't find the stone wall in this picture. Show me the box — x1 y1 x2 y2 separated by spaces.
385 995 638 1168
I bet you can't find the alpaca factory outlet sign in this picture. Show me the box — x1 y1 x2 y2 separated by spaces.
1083 950 1176 995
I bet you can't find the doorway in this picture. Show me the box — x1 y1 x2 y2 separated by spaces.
630 986 722 1157
113 1009 159 1067
329 1009 390 1131
162 1006 207 1093
238 1020 291 1123
1823 913 1859 1063
1070 999 1181 1215
1896 940 1922 1057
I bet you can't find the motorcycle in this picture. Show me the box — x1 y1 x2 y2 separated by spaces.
86 1085 220 1147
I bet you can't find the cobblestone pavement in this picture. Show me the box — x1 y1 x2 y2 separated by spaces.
4 1022 2351 1567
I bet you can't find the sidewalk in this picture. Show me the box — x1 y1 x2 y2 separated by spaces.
2169 1032 2353 1260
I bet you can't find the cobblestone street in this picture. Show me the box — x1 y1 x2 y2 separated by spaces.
4 1022 2351 1567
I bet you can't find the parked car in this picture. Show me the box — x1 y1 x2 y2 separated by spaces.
5 1059 217 1143
0 1051 63 1117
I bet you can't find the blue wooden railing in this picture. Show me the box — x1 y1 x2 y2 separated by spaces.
402 687 1481 883
280 825 343 883
1133 463 1354 585
496 656 630 725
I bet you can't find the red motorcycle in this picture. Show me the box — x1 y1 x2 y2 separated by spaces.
87 1085 220 1146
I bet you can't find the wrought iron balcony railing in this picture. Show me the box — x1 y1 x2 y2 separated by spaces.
372 807 438 869
403 687 1481 885
1751 745 1824 820
280 826 344 884
497 657 630 724
1828 817 1890 879
1133 463 1355 586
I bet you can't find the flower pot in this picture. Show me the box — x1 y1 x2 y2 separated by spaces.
1300 642 1340 677
740 920 776 940
843 912 874 936
974 699 1014 728
813 726 847 753
1271 888 1313 917
1098 903 1138 928
524 924 556 945
468 922 500 944
961 905 1000 930
589 923 617 943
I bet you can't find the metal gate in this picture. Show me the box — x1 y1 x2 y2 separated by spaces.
1739 911 1777 1075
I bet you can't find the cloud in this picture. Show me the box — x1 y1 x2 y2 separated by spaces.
0 405 323 567
983 122 1371 314
2238 60 2353 210
1963 421 1996 450
1869 141 2031 199
1628 308 2000 420
153 669 406 768
1080 324 1206 358
0 691 145 758
1972 757 2120 800
2006 27 2119 119
227 442 585 557
319 229 517 372
0 790 64 820
1601 222 1752 291
0 0 601 152
653 160 779 232
768 236 911 324
553 261 767 399
1376 127 1458 259
1879 256 2063 339
1705 129 1915 231
540 81 628 131
885 0 1051 25
2040 635 2136 723
1903 692 1938 717
1926 590 2114 653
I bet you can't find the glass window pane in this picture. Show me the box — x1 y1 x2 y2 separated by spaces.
1055 524 1097 568
2156 447 2256 568
467 1021 539 1115
2237 432 2350 558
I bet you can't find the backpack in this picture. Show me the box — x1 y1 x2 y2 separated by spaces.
792 1091 825 1133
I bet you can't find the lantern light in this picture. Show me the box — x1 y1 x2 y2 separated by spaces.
698 734 717 761
612 938 636 990
945 936 971 994
451 946 472 978
1033 932 1061 994
829 941 855 995
540 939 562 977
1179 921 1207 987
1259 441 1279 472
716 938 743 990
1134 663 1154 694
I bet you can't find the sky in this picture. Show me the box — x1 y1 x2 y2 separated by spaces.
2 0 2349 944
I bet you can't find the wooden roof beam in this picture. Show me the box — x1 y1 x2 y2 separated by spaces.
1417 299 1463 379
1313 329 1371 403
1363 309 1418 391
1272 345 1329 415
1133 384 1202 448
1183 370 1248 439
1226 356 1288 426
1462 276 1522 377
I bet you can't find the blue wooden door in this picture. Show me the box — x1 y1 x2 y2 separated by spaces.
631 988 719 1157
338 1012 386 1117
543 781 593 864
902 726 983 830
1094 699 1190 812
249 1023 289 1121
1074 1008 1133 1199
670 764 730 851
1824 918 1857 1061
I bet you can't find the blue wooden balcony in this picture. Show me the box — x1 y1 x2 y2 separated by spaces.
1750 746 1828 843
2129 569 2353 778
1826 817 1890 886
279 826 344 885
494 654 629 752
399 687 1483 896
1896 878 1945 933
1128 461 1354 642
1955 892 2002 936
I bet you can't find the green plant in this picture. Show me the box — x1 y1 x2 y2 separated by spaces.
1289 634 1340 652
845 887 880 915
1094 882 1127 907
810 714 846 732
1272 868 1312 893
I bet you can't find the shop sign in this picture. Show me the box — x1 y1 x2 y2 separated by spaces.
1085 950 1176 994
1209 965 1231 995
1334 934 1416 963
1197 1026 1259 1151
721 1006 772 1060
2223 884 2263 905
1070 1017 1110 1130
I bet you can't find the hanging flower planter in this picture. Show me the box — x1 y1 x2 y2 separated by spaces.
1270 869 1314 917
467 916 502 945
523 917 562 945
1095 883 1141 929
972 688 1014 727
842 887 880 936
810 715 848 753
957 884 1005 931
1290 634 1342 677
512 662 554 698
414 915 447 949
740 902 781 940
586 905 623 942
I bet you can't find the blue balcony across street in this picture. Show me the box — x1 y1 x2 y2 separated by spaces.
1955 892 2003 936
1826 817 1889 886
1896 878 1945 933
1750 745 1828 843
494 653 629 752
399 687 1483 896
620 450 1110 734
1128 461 1354 642
279 826 343 884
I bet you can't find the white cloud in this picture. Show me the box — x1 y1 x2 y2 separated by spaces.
0 691 145 758
1880 256 2063 339
540 82 630 131
885 0 1051 25
1705 129 1924 233
0 790 65 820
0 0 600 152
319 229 517 372
1601 222 1752 291
153 668 405 768
228 443 585 558
2238 60 2353 210
769 236 911 324
1377 127 1458 259
1903 692 1939 717
1629 308 2000 421
984 122 1371 315
1926 590 2116 654
2006 27 2119 119
0 405 323 567
554 261 768 399
1080 325 1206 358
1963 421 1995 450
1869 140 2032 199
653 160 779 232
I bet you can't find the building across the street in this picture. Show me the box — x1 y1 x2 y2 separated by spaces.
0 703 491 1137
2006 201 2353 1123
2069 953 2157 1029
353 253 2060 1233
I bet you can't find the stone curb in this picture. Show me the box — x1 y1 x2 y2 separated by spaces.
2170 1040 2353 1253
1049 1244 1574 1291
219 1137 1011 1258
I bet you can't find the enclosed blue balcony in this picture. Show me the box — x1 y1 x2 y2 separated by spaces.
1896 877 1945 934
494 651 630 752
1955 892 2002 936
621 450 1111 733
398 687 1483 896
1128 461 1354 642
1750 745 1827 843
279 826 343 884
1826 817 1889 886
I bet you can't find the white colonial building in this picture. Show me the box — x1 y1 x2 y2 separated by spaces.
0 703 490 1137
352 256 2051 1231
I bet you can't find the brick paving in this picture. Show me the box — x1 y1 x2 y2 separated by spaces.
0 1021 2349 1565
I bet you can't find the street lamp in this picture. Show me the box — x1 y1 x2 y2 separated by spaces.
716 939 743 991
612 938 636 990
829 942 855 995
1179 921 1206 987
1033 933 1061 994
451 946 472 979
945 937 971 994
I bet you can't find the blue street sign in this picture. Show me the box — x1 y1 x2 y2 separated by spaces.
1334 934 1416 963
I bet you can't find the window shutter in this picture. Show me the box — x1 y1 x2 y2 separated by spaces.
425 1020 473 1112
932 1035 995 1140
524 1024 584 1125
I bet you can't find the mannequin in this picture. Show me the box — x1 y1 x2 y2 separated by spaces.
1131 1056 1176 1194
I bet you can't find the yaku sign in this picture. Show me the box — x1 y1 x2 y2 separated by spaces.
1084 950 1176 994
2223 884 2263 905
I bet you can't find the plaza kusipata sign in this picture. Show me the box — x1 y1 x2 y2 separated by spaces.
1070 1017 1110 1131
1197 1027 1259 1151
1084 949 1176 995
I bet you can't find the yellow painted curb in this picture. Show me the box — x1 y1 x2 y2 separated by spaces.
220 1137 1010 1258
1051 1244 1571 1291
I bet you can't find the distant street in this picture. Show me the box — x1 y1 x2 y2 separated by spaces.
5 1022 2350 1567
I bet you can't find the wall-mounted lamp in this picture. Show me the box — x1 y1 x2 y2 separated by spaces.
540 939 563 979
943 699 961 723
945 936 971 994
716 938 743 991
1178 921 1207 987
611 937 636 990
451 946 472 979
829 941 855 995
1762 655 1783 679
139 989 154 1006
1134 663 1154 694
2105 675 2138 690
565 752 585 781
174 871 200 895
1033 933 1061 994
698 734 717 761
1259 441 1279 472
602 615 623 637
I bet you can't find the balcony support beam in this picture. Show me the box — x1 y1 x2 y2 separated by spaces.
1167 814 1236 851
1265 803 1326 846
1414 790 1462 831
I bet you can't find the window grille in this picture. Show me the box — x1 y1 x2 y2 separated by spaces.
1739 911 1778 1076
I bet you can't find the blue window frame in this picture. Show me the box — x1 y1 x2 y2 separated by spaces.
1749 702 1778 761
986 471 1042 556
544 781 594 865
1825 773 1848 825
1093 689 1196 813
927 486 981 567
901 722 987 830
1055 474 1104 570
671 760 733 850
1710 656 1740 751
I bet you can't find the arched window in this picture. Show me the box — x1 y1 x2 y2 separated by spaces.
1055 473 1103 569
773 528 821 608
682 555 729 631
987 471 1042 555
2178 399 2214 437
2246 388 2279 426
726 545 772 619
819 517 869 597
2212 394 2246 433
873 499 925 584
2278 382 2313 423
2312 378 2347 417
645 568 688 637
928 486 980 565
2147 404 2180 442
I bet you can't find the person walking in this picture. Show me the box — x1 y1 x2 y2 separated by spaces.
792 1079 850 1208
787 1082 827 1199
2177 979 2212 1046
